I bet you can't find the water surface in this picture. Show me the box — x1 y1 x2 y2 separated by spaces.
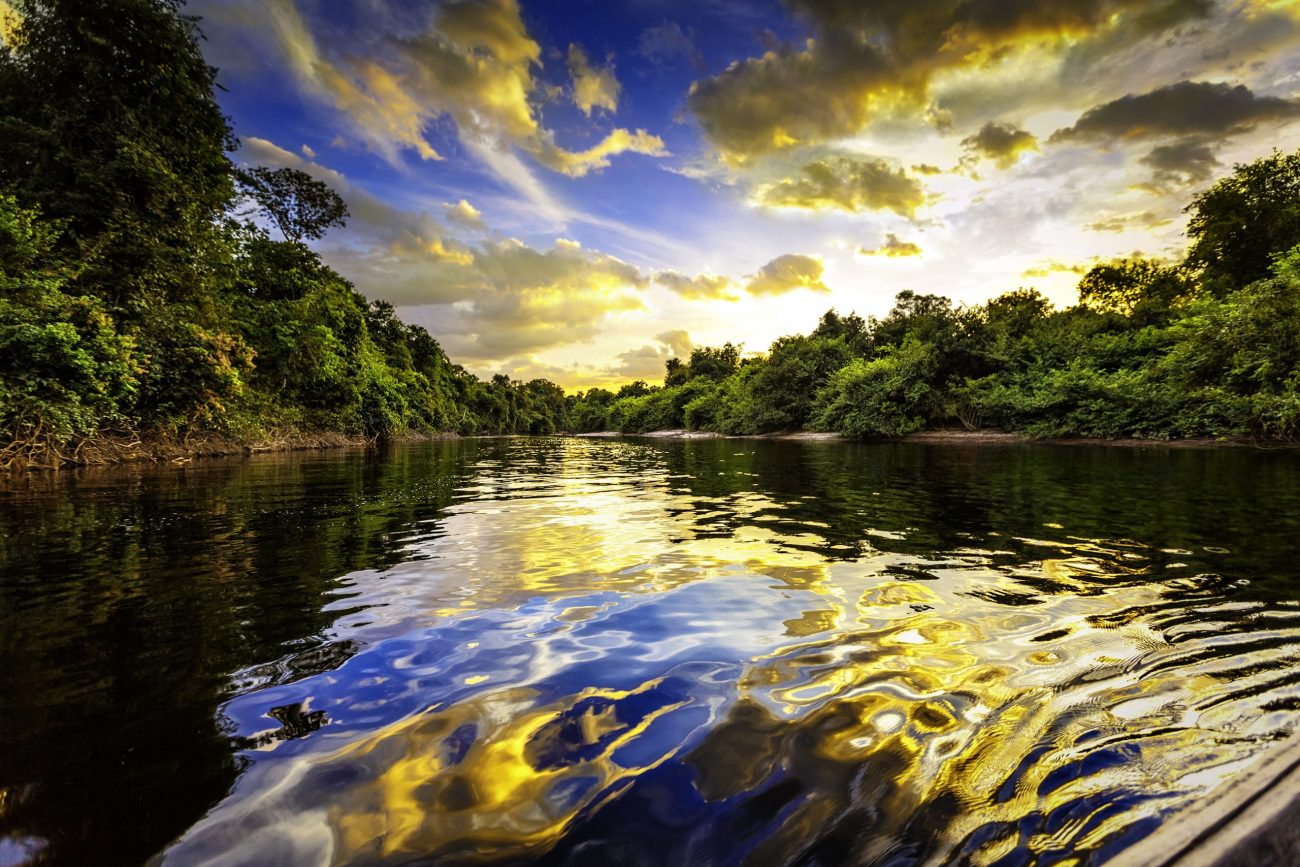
3 437 1300 865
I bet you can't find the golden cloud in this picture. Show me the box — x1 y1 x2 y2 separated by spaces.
610 331 696 381
1085 210 1175 232
567 44 620 117
753 155 927 216
861 233 922 257
743 254 830 296
445 199 487 231
1021 260 1088 278
255 0 665 190
687 0 1214 163
654 270 739 301
458 239 648 357
532 128 667 178
264 0 442 164
960 121 1038 169
687 38 895 165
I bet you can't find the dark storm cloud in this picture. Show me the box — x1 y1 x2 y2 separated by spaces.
1050 80 1299 142
686 0 1216 161
1139 140 1221 188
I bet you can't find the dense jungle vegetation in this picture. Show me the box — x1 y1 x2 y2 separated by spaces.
3 0 1300 469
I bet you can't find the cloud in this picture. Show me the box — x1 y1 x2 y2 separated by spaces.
654 270 738 301
242 137 653 361
686 36 891 165
567 44 620 116
686 0 1214 163
242 0 667 208
753 154 927 216
637 21 705 72
655 329 694 358
444 199 487 231
1022 260 1088 278
1085 209 1175 232
1050 80 1299 143
743 254 830 296
610 331 695 381
260 0 442 164
860 234 922 257
961 121 1039 169
1137 139 1221 190
531 128 667 178
451 238 648 358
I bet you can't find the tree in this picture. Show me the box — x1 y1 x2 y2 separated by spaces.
235 166 350 243
663 357 689 387
686 343 741 381
1186 149 1300 292
0 0 236 306
1077 258 1193 322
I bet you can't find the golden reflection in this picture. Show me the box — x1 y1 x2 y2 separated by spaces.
157 441 1300 865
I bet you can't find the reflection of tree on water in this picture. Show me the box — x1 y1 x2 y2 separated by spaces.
235 702 329 751
0 440 482 865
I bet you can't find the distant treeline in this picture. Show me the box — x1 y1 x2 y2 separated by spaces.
569 157 1300 440
3 1 1300 470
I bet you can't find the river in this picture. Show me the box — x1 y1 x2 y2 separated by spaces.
2 437 1299 865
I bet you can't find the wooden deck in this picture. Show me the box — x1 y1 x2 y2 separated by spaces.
1111 729 1300 866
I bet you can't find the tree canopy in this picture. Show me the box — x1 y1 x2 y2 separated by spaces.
235 167 350 243
4 0 1300 468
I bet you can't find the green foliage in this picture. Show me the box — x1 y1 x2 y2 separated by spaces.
0 197 136 443
0 0 236 307
1077 258 1193 323
235 166 349 243
811 342 940 437
742 335 853 431
1186 149 1300 293
0 1 570 457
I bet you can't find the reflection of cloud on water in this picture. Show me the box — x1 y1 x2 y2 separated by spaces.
162 440 1300 864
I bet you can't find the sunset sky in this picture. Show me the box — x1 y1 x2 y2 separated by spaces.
191 0 1300 389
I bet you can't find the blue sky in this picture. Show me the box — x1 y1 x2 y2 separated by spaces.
189 0 1300 387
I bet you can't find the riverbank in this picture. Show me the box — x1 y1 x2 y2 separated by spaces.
575 428 1291 449
1 429 461 472
7 426 1293 473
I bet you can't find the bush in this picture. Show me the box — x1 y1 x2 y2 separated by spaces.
0 195 136 447
811 341 941 437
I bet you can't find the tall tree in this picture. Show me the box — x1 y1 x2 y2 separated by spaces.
1186 149 1300 292
0 0 236 307
235 166 349 243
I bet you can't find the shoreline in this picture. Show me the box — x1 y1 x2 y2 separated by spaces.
5 427 1295 474
575 428 1294 449
1 429 461 474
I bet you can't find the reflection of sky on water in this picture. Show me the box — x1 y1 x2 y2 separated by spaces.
153 438 1300 865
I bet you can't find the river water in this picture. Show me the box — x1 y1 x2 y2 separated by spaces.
2 437 1300 866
